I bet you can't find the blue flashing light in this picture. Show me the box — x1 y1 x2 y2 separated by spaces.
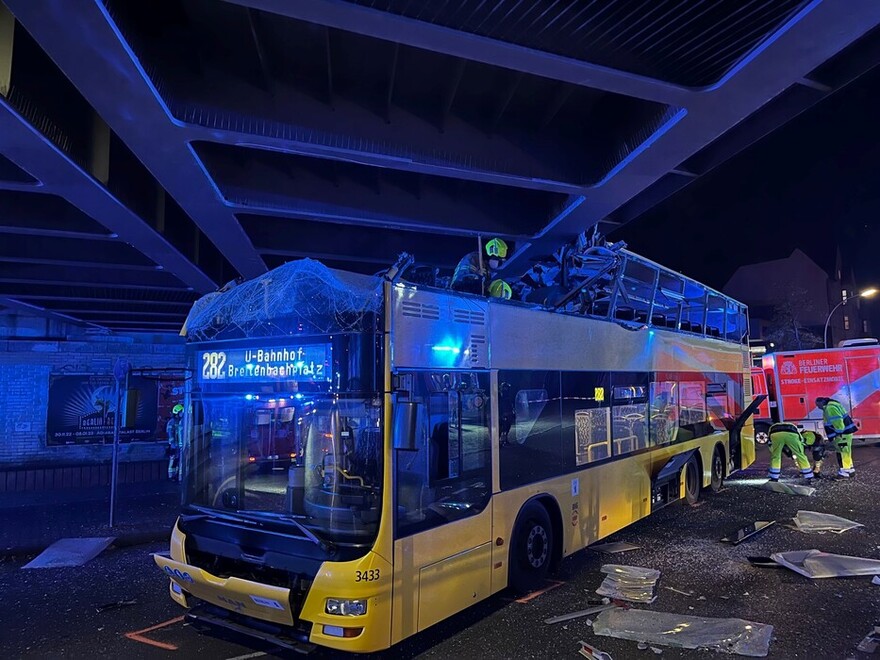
431 345 461 355
245 394 254 401
294 393 304 400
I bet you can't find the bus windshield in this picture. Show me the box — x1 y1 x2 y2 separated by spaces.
184 393 383 543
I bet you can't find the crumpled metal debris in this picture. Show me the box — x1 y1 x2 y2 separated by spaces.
593 608 773 657
873 575 880 586
596 565 661 604
792 511 863 534
770 549 880 578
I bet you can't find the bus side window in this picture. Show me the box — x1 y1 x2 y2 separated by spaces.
611 374 649 454
396 371 492 538
561 371 610 466
499 371 563 490
649 380 679 446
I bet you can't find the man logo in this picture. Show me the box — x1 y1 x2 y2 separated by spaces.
163 565 195 583
780 361 797 375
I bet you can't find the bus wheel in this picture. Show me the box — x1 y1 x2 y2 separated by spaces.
509 502 553 594
710 446 725 493
684 456 701 506
755 423 770 445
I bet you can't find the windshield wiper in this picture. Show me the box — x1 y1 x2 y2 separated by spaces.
183 505 266 527
235 510 336 554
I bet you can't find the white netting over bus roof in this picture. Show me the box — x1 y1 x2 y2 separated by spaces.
183 259 383 341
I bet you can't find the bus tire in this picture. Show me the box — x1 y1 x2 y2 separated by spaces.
509 501 553 594
710 445 725 493
684 455 701 506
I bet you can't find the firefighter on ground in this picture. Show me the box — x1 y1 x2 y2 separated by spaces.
816 397 857 477
767 422 814 483
801 429 828 478
166 404 184 481
451 238 512 299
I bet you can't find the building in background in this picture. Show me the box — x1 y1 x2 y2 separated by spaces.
723 248 870 349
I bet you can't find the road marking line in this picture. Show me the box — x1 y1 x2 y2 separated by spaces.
225 652 268 660
124 615 185 651
515 579 565 603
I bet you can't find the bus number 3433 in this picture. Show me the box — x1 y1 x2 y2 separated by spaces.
355 569 380 582
202 351 227 380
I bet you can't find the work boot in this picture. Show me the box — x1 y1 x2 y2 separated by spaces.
836 469 850 479
812 470 822 479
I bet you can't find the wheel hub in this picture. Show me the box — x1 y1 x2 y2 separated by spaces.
526 525 548 568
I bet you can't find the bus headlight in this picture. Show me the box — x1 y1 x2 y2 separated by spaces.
325 598 368 616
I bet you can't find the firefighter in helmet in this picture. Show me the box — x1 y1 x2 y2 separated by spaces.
801 429 827 478
767 422 814 483
816 397 857 477
451 238 511 298
166 404 184 481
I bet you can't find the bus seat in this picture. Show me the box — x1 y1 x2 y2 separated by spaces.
614 437 634 455
614 306 635 321
651 314 666 326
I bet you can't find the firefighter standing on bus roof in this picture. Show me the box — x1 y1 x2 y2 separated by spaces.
767 422 814 483
450 238 511 298
166 404 184 481
816 397 857 477
801 429 827 478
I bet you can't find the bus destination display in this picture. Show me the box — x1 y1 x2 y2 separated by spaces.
197 344 331 383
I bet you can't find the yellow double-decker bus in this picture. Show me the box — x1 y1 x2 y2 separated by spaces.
155 252 757 653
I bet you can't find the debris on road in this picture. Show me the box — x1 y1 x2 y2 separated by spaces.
590 542 640 554
747 557 783 568
593 608 774 657
663 586 693 597
596 565 660 604
95 599 137 613
857 626 880 653
873 576 880 586
578 639 613 660
544 603 616 625
792 511 863 534
22 537 115 569
770 549 880 578
720 521 776 545
759 481 816 496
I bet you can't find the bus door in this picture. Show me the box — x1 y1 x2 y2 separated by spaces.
391 371 493 641
845 353 880 437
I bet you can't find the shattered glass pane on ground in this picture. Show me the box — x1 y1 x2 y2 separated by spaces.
593 608 773 657
590 541 640 554
720 521 776 545
792 510 863 534
596 565 660 603
770 549 880 578
758 481 816 496
22 537 115 569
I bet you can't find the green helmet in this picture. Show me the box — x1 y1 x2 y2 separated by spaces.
485 238 508 259
488 279 512 299
172 404 184 415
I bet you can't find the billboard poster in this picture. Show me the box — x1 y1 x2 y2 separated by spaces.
46 374 160 446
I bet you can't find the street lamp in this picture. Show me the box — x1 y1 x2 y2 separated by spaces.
824 287 878 348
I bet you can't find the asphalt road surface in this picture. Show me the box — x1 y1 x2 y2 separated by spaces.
3 445 880 659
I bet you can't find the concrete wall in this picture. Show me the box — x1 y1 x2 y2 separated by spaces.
0 336 185 467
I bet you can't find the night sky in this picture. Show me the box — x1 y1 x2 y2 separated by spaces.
616 63 880 299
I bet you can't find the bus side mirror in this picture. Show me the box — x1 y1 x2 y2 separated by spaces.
393 402 421 451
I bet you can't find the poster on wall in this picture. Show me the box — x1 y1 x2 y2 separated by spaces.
46 374 160 446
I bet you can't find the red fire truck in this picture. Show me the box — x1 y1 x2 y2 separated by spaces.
751 343 880 444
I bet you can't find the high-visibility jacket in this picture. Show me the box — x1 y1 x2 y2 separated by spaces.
822 400 857 439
